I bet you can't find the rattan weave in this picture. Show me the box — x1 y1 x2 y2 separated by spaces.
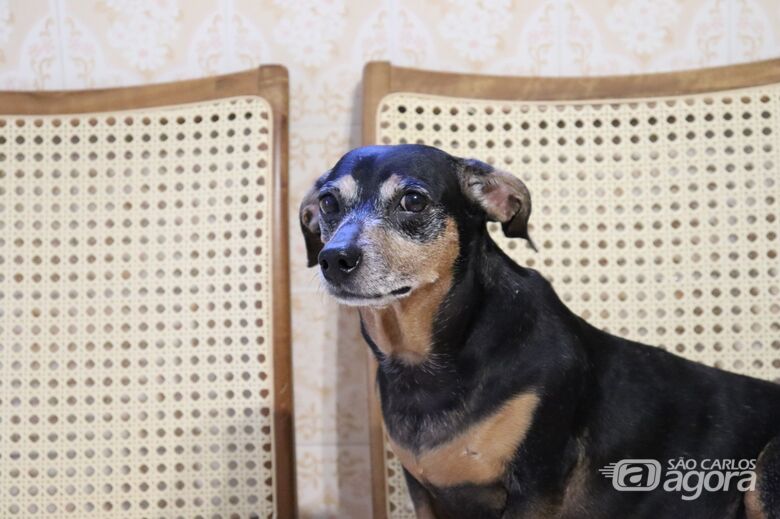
0 97 277 517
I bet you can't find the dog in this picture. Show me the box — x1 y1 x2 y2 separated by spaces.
299 144 780 519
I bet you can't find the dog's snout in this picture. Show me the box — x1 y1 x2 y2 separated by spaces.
319 245 362 280
318 221 363 283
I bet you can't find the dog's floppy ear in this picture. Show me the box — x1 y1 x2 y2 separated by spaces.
299 172 329 267
458 158 537 251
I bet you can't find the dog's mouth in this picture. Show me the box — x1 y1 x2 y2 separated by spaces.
327 285 412 306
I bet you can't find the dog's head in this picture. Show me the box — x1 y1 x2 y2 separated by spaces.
300 144 534 306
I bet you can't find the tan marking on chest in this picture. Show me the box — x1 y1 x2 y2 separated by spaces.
359 219 459 364
389 392 540 488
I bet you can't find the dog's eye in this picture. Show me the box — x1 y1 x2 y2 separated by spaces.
319 194 339 215
399 191 428 212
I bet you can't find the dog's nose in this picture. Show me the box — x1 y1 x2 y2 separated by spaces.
318 245 362 281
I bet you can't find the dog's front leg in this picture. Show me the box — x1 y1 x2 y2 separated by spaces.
403 468 439 518
498 471 549 519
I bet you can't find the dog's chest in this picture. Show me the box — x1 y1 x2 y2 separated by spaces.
388 392 539 488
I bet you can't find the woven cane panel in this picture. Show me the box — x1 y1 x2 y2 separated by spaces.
375 87 780 518
0 97 276 518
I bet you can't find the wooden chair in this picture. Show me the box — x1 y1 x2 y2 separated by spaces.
362 60 780 518
0 67 295 518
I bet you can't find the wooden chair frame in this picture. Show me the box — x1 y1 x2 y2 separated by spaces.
362 58 780 519
0 66 296 518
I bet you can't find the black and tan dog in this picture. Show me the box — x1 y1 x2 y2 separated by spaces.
300 144 780 519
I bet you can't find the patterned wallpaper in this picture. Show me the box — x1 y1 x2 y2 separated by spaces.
1 0 779 517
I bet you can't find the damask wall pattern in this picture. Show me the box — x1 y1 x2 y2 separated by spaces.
1 0 779 517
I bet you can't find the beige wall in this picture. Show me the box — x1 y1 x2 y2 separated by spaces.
1 0 779 517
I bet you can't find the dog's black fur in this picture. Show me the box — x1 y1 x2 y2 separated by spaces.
301 144 780 519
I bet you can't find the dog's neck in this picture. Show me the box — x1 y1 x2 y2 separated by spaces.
359 232 535 446
357 270 455 365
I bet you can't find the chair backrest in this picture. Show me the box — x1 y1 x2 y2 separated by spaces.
0 67 295 518
362 60 780 519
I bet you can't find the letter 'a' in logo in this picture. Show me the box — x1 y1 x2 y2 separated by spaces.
600 460 662 491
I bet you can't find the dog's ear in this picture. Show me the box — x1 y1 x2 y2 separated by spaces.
458 158 537 251
299 172 329 267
